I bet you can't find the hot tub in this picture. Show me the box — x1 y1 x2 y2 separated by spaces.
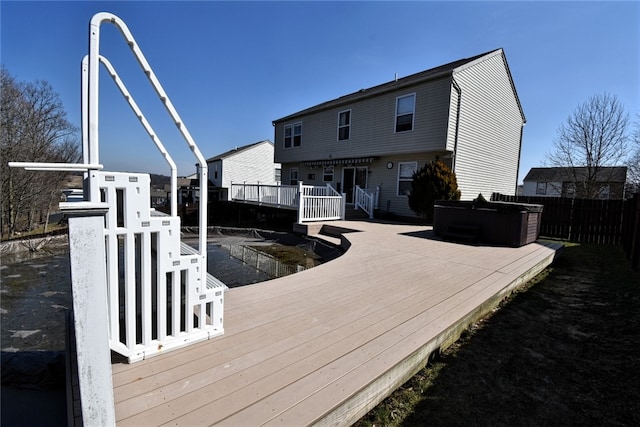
433 200 544 247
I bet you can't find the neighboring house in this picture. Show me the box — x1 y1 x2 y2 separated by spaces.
167 177 201 205
150 188 168 208
522 167 628 199
272 48 525 219
207 140 281 201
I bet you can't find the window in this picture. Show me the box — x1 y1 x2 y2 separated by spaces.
338 110 351 141
599 184 610 199
398 161 417 195
284 122 302 148
536 182 547 195
290 168 299 185
395 94 415 132
323 166 334 182
562 182 575 198
275 168 281 183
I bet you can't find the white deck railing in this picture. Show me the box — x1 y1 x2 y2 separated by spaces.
298 183 345 222
231 182 298 207
231 182 345 223
355 185 380 219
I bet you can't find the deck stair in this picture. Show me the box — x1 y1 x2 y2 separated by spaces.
98 171 224 363
180 241 228 292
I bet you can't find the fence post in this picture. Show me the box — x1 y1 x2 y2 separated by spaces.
341 193 346 220
61 201 115 426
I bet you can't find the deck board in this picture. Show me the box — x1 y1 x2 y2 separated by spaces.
112 221 561 426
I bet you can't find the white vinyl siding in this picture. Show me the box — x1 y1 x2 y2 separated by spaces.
207 141 280 201
450 52 524 200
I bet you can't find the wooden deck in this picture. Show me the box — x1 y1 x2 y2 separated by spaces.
111 220 561 426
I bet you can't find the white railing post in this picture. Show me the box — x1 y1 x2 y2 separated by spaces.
297 181 304 223
61 201 115 426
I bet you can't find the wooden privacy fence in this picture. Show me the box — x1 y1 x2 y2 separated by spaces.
492 193 640 270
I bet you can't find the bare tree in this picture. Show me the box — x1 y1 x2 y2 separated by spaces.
1 67 80 238
546 93 629 199
627 115 640 194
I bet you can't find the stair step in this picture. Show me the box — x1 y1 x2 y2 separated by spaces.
180 242 228 291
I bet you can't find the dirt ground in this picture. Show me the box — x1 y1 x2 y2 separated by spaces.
356 243 640 426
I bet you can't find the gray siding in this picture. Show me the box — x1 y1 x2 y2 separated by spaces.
452 52 524 200
273 48 524 216
274 78 452 164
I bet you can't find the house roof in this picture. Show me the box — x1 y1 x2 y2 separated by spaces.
206 140 273 162
523 167 628 183
273 48 525 123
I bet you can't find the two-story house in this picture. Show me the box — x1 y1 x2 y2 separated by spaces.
272 48 525 219
207 140 281 201
522 166 628 199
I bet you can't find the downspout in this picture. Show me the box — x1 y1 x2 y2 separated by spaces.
515 122 525 195
451 77 462 172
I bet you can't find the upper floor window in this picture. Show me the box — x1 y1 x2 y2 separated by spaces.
395 93 415 133
536 182 547 195
275 168 281 183
398 161 418 196
338 110 351 141
284 122 302 148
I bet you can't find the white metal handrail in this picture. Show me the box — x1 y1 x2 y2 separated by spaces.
88 12 208 258
354 185 379 219
87 54 179 217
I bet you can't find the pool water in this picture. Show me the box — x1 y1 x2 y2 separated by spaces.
1 232 337 352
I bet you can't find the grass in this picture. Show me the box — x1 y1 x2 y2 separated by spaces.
355 242 640 427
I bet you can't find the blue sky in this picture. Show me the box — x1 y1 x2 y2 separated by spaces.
2 1 638 183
